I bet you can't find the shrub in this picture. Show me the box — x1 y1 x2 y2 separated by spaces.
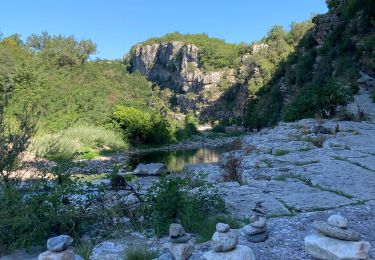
0 170 103 253
142 172 225 235
110 174 127 190
283 80 353 122
212 124 226 133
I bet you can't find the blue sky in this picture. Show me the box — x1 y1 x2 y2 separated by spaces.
0 1 327 59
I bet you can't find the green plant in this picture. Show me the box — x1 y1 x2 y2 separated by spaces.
142 172 225 236
124 245 158 260
32 125 126 161
212 124 226 133
274 149 289 156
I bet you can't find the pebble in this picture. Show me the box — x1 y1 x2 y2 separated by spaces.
243 224 267 235
327 214 348 229
47 235 73 252
216 223 230 233
312 221 361 241
211 230 238 252
168 234 191 243
169 223 186 238
249 215 267 228
246 230 269 243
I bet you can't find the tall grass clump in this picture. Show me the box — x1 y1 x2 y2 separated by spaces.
32 124 127 161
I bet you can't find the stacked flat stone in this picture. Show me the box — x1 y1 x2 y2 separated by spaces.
243 203 269 243
162 224 194 260
38 235 80 260
305 214 371 260
203 223 255 260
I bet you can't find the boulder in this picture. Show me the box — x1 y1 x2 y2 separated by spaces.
133 163 169 176
47 235 73 252
169 234 191 243
203 244 255 260
312 221 361 241
305 233 370 260
90 242 126 260
163 241 194 260
211 230 238 252
158 250 176 260
38 248 75 260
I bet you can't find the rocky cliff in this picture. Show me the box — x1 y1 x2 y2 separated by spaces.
126 40 245 121
128 41 225 93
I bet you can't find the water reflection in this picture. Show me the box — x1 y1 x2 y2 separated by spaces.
128 141 240 172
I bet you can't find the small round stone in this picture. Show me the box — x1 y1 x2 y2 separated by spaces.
249 215 267 228
169 223 186 238
168 234 191 243
328 214 348 228
47 235 73 252
211 230 238 252
246 230 269 243
216 223 230 233
243 224 267 235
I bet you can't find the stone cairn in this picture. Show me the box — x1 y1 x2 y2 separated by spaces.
243 202 268 242
305 214 371 260
203 223 255 260
161 223 194 260
38 235 82 260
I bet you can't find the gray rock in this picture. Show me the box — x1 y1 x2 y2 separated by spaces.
211 230 238 252
163 241 194 260
312 221 361 241
168 234 191 243
203 245 255 260
249 215 266 228
305 233 370 260
90 241 126 260
158 251 176 260
246 230 269 243
74 255 84 260
242 224 267 235
328 214 348 229
38 248 75 260
169 223 186 238
46 235 73 252
216 223 230 233
133 163 169 176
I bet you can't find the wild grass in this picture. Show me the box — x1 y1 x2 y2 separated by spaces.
32 124 127 161
124 245 159 260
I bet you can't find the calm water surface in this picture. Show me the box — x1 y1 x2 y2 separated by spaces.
128 140 241 172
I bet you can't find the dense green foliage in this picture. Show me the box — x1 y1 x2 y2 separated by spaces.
245 0 375 128
112 105 198 145
142 172 225 236
130 32 240 70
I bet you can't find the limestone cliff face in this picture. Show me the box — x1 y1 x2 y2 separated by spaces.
127 41 224 93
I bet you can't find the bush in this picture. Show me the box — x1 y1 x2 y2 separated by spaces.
32 125 126 161
142 172 225 236
283 80 353 121
0 171 102 253
212 124 226 133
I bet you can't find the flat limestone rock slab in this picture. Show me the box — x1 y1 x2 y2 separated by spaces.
249 180 354 211
305 159 375 200
305 233 370 260
217 182 290 218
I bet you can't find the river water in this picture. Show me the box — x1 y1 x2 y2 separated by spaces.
127 140 241 172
